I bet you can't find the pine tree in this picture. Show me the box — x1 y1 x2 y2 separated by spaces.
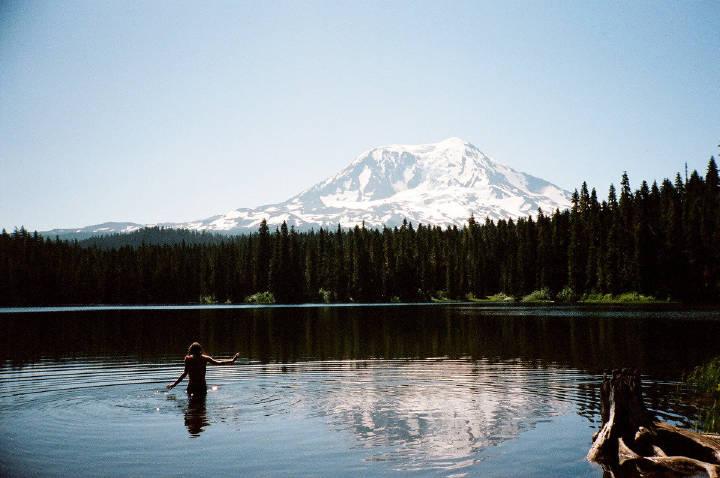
604 184 620 294
704 157 719 296
270 222 291 301
254 219 271 292
334 224 348 301
567 190 583 293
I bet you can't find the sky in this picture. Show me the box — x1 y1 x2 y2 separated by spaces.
1 0 718 231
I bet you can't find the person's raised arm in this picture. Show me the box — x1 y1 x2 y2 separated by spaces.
204 353 240 366
166 359 189 389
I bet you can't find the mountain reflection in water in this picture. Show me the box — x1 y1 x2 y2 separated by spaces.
293 359 575 468
1 305 718 477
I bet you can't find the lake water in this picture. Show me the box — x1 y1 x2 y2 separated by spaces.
1 304 718 477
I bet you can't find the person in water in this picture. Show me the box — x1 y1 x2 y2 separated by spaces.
166 342 240 396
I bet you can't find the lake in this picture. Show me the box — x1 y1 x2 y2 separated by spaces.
1 304 719 477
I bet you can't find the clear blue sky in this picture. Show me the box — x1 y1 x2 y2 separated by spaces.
1 0 718 231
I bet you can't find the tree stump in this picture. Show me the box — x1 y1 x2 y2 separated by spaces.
588 368 720 477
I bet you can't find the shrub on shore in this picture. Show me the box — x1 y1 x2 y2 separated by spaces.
318 288 333 304
688 357 720 395
687 356 720 432
245 291 275 304
581 291 658 303
486 292 516 302
521 288 552 303
556 287 578 303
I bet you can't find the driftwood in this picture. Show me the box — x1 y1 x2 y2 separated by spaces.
588 368 720 477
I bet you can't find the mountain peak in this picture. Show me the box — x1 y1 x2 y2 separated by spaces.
373 137 473 155
229 138 571 230
43 139 573 237
437 136 470 147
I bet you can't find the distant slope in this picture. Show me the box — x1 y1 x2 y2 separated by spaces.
43 222 145 240
78 227 230 248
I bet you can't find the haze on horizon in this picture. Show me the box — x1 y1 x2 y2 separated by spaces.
1 0 718 231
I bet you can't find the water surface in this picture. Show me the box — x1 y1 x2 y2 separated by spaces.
1 305 718 477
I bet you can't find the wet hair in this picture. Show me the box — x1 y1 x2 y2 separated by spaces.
187 342 203 357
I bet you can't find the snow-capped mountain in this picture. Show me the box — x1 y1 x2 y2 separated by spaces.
43 138 572 237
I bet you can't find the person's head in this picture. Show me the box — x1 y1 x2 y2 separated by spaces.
188 342 203 357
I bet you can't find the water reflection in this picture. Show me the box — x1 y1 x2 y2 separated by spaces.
2 306 719 377
183 394 208 437
293 359 575 469
1 305 719 476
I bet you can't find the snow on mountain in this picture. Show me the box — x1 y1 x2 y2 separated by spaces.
43 138 572 237
41 222 145 239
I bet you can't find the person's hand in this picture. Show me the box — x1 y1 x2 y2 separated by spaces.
166 383 175 390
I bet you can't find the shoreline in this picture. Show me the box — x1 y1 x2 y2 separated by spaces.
0 300 714 314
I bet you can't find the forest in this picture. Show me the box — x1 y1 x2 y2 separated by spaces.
1 158 718 306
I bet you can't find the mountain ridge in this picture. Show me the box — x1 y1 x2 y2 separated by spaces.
42 138 572 238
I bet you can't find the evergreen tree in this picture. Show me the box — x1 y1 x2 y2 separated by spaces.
3 152 720 306
254 219 271 292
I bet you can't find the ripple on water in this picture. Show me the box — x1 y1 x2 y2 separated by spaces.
0 357 700 477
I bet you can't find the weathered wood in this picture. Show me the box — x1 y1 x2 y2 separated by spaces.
588 368 720 477
588 368 653 462
618 438 720 478
654 422 720 464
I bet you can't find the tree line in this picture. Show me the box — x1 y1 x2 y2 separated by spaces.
1 157 718 306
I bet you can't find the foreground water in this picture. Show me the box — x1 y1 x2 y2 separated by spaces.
1 305 719 477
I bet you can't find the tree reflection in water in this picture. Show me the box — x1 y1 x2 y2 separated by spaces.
2 305 719 475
